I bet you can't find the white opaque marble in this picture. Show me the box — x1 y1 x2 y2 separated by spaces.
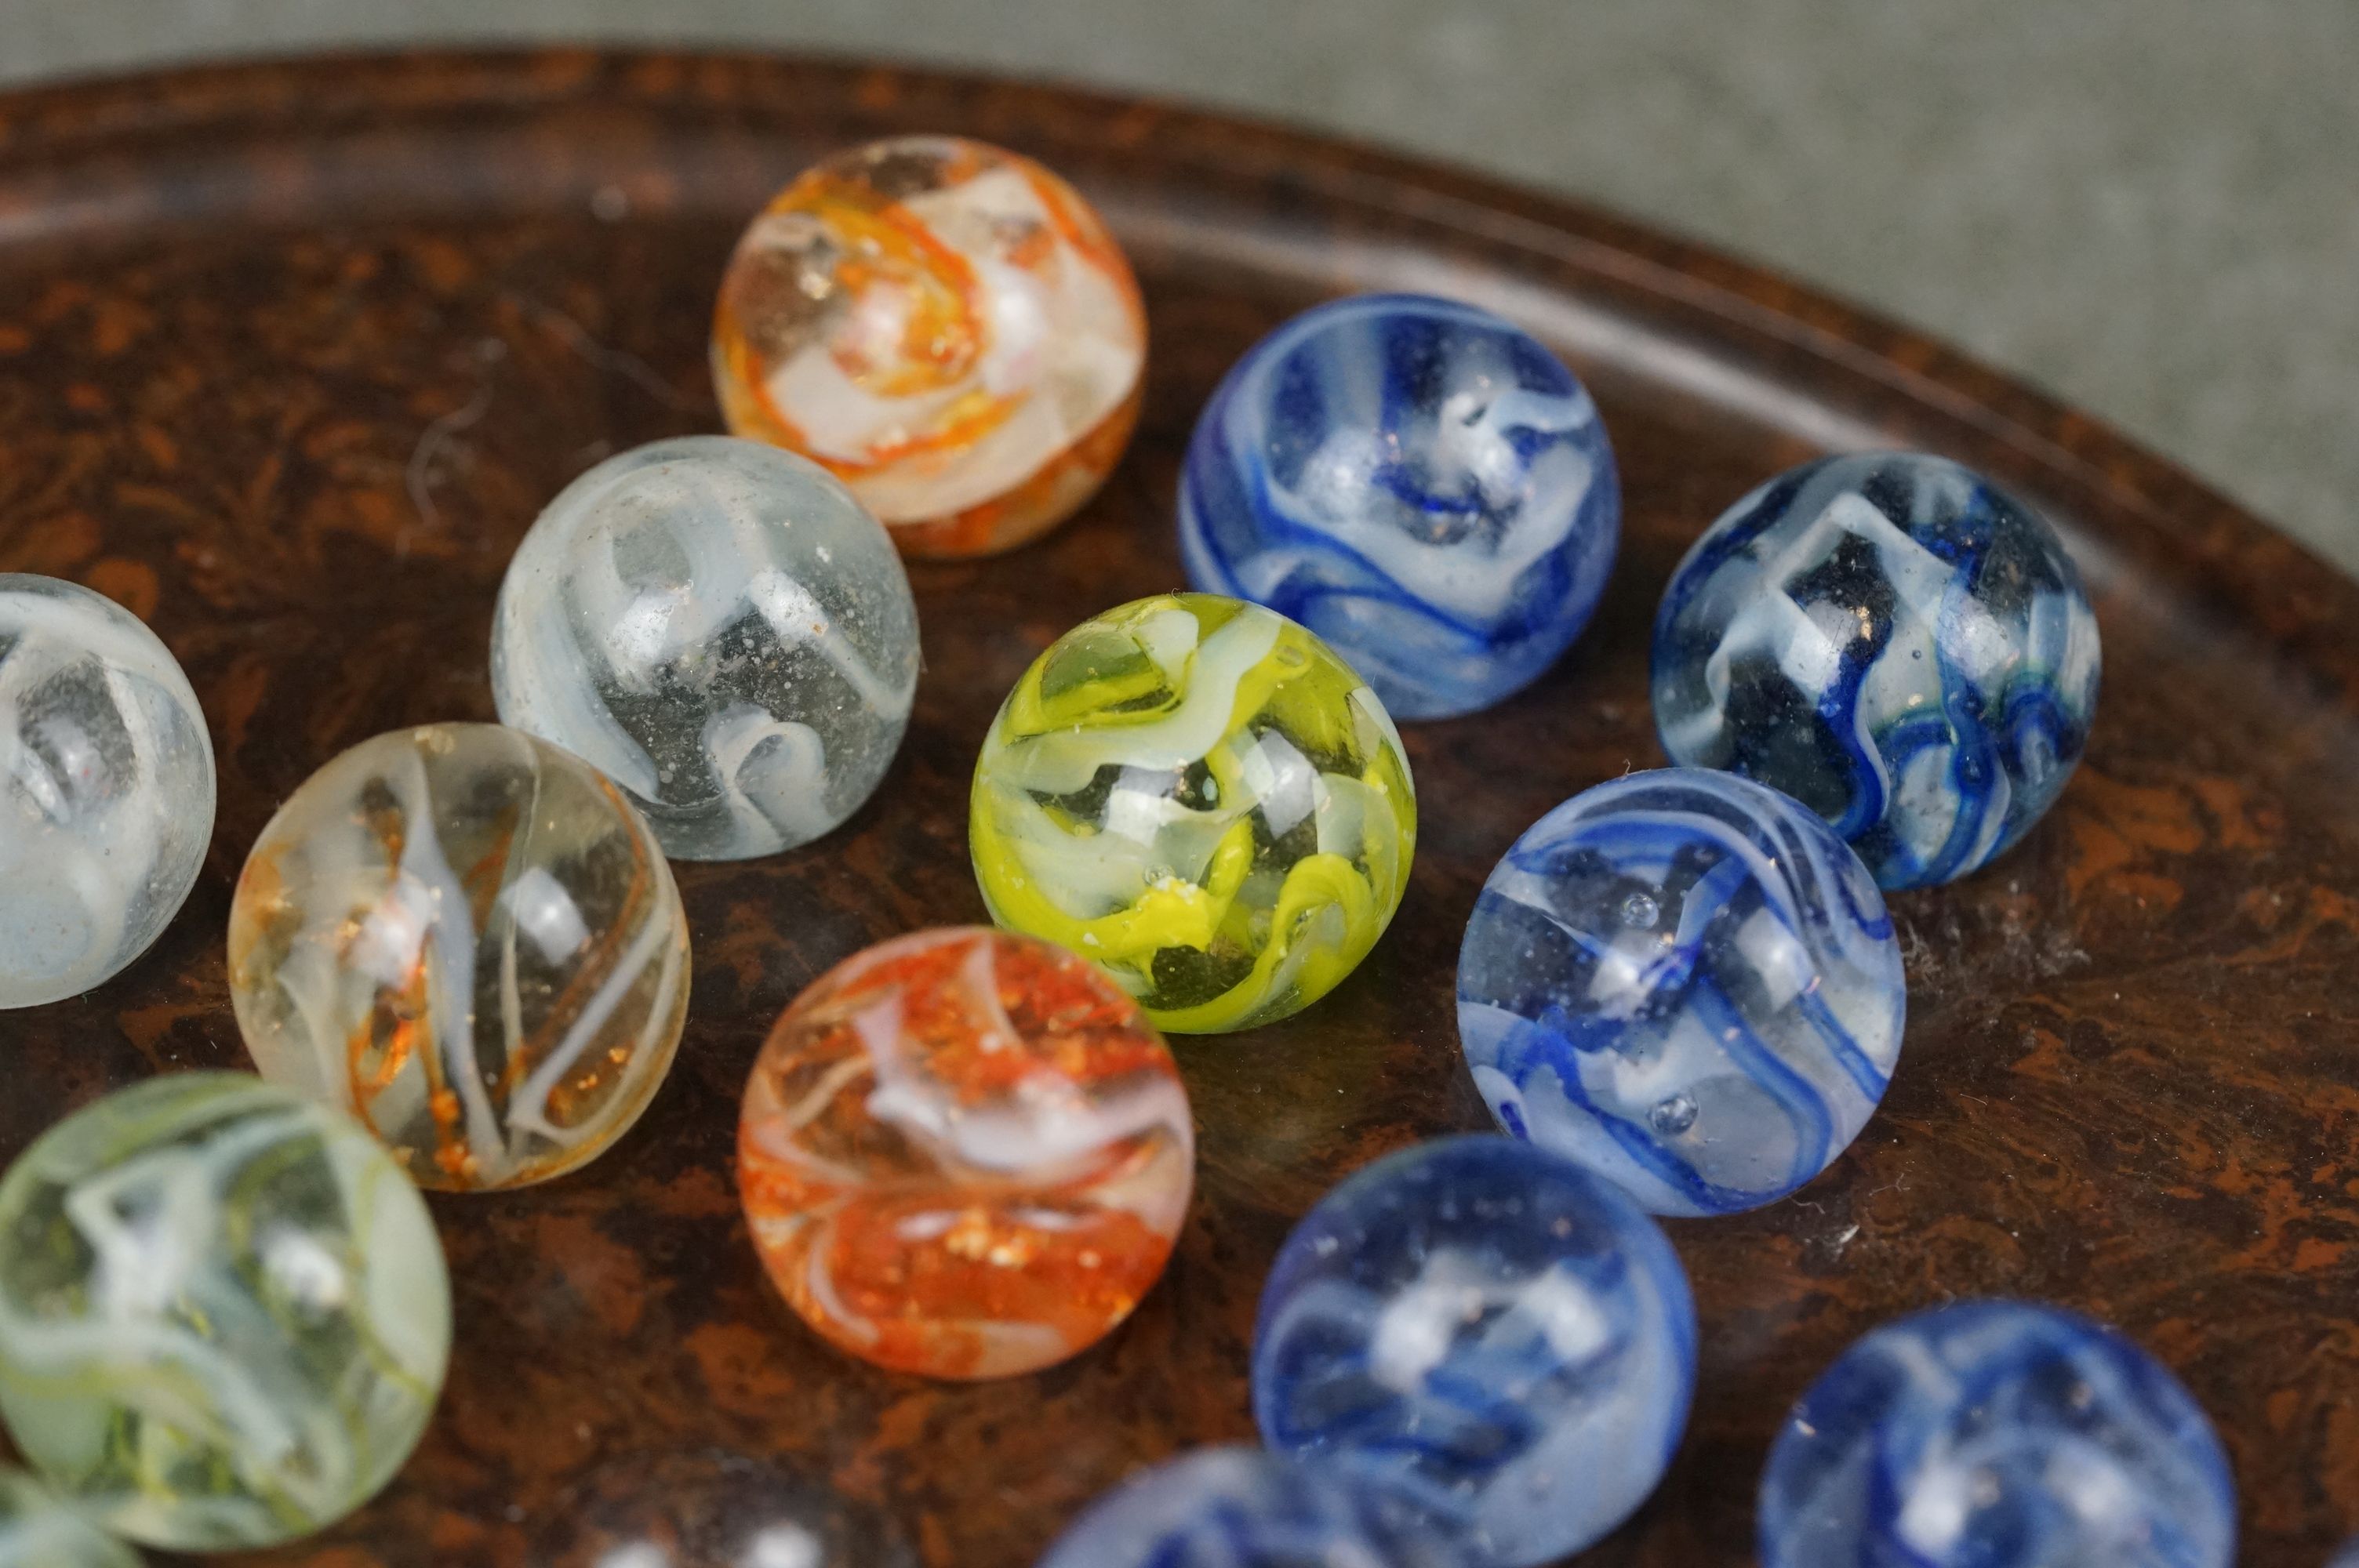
0 574 215 1008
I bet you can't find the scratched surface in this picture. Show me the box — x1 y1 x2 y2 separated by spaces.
0 52 2355 1568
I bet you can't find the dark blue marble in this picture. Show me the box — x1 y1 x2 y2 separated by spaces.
1034 1447 1452 1568
1251 1136 1695 1566
1760 1301 2235 1568
1652 451 2100 889
1179 293 1619 719
1457 768 1906 1216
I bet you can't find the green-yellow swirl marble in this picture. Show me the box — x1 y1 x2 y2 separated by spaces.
0 1073 450 1552
972 593 1416 1033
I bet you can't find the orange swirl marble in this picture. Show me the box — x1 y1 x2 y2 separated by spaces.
736 927 1193 1379
711 136 1147 558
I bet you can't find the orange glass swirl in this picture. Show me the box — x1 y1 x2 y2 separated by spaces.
711 136 1147 558
737 927 1193 1379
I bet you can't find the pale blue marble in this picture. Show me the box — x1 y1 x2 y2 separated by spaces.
1251 1135 1695 1567
1034 1446 1451 1568
1179 293 1619 719
1458 768 1906 1216
1760 1301 2235 1568
1653 451 2100 890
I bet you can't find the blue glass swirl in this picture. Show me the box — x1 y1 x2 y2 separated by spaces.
1457 768 1906 1217
1034 1446 1452 1568
1652 451 2101 889
1760 1301 2236 1568
1250 1135 1696 1567
1179 292 1620 720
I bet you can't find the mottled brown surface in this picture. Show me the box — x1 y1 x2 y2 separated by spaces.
0 49 2354 1568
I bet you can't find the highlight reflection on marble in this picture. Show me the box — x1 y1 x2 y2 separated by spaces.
1760 1301 2235 1568
531 1448 918 1568
1457 768 1906 1216
713 135 1147 558
970 593 1416 1033
1252 1136 1696 1566
738 927 1193 1379
0 1073 450 1552
0 1468 140 1568
1037 1447 1455 1568
492 436 919 861
229 723 690 1191
1653 452 2101 889
0 574 215 1008
1181 293 1621 719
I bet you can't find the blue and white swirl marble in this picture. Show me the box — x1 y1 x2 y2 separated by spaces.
1652 451 2101 890
1457 768 1905 1217
1759 1301 2237 1568
1035 1446 1452 1568
1251 1136 1696 1567
1179 293 1620 719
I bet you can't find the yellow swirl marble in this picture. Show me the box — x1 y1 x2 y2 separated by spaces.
971 594 1415 1033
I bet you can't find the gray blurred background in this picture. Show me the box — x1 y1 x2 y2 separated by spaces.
8 0 2354 571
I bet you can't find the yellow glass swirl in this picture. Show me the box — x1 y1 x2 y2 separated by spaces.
970 594 1416 1033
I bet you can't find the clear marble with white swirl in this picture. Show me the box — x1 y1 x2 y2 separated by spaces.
0 1468 139 1568
1180 293 1621 720
1759 1301 2236 1568
492 437 919 861
1458 768 1906 1216
1652 451 2101 889
1252 1135 1696 1567
0 1073 450 1552
229 723 689 1191
0 574 215 1008
1036 1447 1455 1568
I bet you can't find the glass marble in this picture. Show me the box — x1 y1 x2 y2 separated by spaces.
970 593 1416 1033
737 927 1193 1379
1252 1135 1696 1566
1760 1301 2236 1568
1459 768 1905 1216
1180 292 1621 720
229 723 690 1192
1653 451 2101 890
712 134 1147 559
1036 1446 1454 1568
0 1468 139 1568
491 436 920 861
0 574 215 1009
0 1073 451 1551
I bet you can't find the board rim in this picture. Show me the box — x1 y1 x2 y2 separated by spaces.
0 45 2348 714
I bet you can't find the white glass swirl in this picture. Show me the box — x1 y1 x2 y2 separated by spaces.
493 437 919 860
0 574 214 1008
